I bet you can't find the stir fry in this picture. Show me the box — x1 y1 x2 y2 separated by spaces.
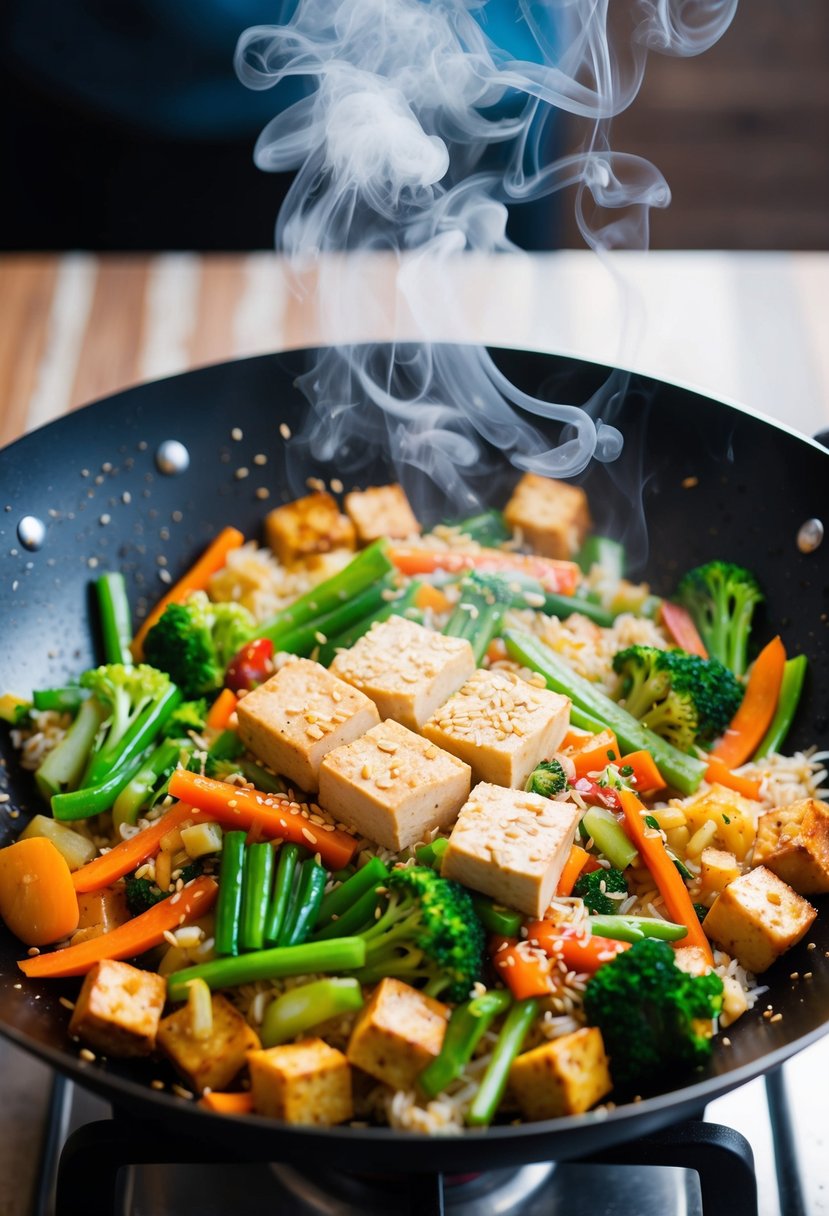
1 474 824 1132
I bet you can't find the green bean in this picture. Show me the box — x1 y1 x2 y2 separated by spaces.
316 856 389 928
581 807 638 870
95 572 134 666
51 747 153 821
470 895 522 939
111 737 185 829
419 990 511 1098
466 998 538 1127
316 581 423 667
312 885 382 940
587 915 688 943
215 831 247 957
754 655 808 759
32 687 86 714
240 842 276 952
261 978 364 1047
273 576 398 658
166 937 367 1002
263 844 302 946
35 697 108 800
414 838 449 871
278 859 327 947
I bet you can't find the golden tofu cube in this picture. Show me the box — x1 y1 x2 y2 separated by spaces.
344 484 420 544
423 668 570 789
699 847 741 896
753 798 829 895
157 993 261 1093
330 616 475 732
503 473 591 559
264 492 356 566
703 865 817 973
68 960 166 1058
347 978 448 1090
684 784 756 861
236 658 380 793
509 1028 611 1120
247 1038 353 1125
319 720 471 850
442 782 581 917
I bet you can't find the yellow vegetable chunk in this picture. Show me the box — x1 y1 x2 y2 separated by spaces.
703 866 816 973
69 960 166 1057
699 847 740 896
346 977 448 1090
70 886 130 947
0 836 79 946
19 815 97 871
180 821 224 860
753 798 829 895
248 1038 353 1125
509 1028 611 1119
684 784 756 861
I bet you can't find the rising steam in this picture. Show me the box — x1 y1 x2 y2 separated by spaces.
235 0 736 514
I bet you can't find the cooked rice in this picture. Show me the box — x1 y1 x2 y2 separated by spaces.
10 710 70 770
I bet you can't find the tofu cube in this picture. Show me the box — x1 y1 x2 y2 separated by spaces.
699 847 741 896
236 658 380 792
684 784 757 861
346 977 448 1090
319 720 471 850
422 668 570 789
753 798 829 895
703 866 817 973
157 993 261 1093
344 484 420 544
503 473 591 559
330 616 475 732
264 492 355 566
68 960 166 1058
247 1039 353 1125
509 1028 611 1120
442 782 582 917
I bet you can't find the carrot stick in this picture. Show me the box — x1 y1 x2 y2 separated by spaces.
488 935 558 999
131 526 245 660
617 788 713 963
168 770 359 871
568 729 619 780
206 688 238 732
389 547 580 596
556 845 590 897
619 750 667 794
710 636 786 769
659 601 708 658
72 803 197 893
525 920 630 974
704 755 762 801
199 1092 254 1115
19 877 218 978
0 838 80 946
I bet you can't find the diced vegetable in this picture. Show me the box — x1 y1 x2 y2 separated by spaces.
619 750 667 795
470 895 522 938
0 837 80 946
19 815 96 871
206 688 238 731
489 937 557 999
569 730 619 780
261 977 364 1047
703 756 761 801
581 807 638 870
180 822 223 860
199 1092 253 1115
0 693 31 724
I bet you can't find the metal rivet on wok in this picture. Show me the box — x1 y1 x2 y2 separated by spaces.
797 519 824 554
155 440 190 476
17 515 46 551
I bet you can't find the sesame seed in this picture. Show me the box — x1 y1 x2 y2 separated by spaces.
172 1084 194 1100
279 423 292 440
231 427 243 441
79 1048 96 1062
301 828 317 844
151 1080 165 1090
376 740 398 754
235 467 250 480
253 453 267 466
770 1013 783 1024
59 997 75 1011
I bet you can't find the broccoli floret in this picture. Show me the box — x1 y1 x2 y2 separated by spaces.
677 561 763 678
124 860 202 916
525 758 568 798
353 866 486 1002
161 698 208 739
613 646 743 752
583 938 724 1093
78 662 177 785
573 867 629 915
144 591 255 699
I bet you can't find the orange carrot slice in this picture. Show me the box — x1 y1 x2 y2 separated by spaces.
388 547 580 596
414 584 453 615
659 601 708 658
199 1092 253 1115
19 876 218 978
704 755 762 801
0 838 80 946
525 920 631 973
556 845 590 897
619 750 667 794
710 636 786 769
566 729 619 779
72 803 197 894
131 526 245 660
489 935 559 999
206 688 238 732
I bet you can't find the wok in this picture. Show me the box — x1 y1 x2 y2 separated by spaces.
1 344 828 1176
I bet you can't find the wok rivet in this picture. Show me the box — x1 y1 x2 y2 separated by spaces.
156 440 190 476
17 515 46 551
797 518 824 554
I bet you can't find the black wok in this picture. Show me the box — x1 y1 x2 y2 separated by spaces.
1 345 828 1174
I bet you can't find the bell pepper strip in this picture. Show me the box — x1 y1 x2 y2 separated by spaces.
199 1092 253 1115
489 935 558 999
753 654 808 759
166 936 366 1002
617 788 714 964
703 755 762 801
388 547 580 596
261 977 364 1047
572 777 621 811
580 807 638 869
206 688 238 732
168 770 359 872
224 640 273 695
72 802 197 893
466 997 539 1127
131 526 245 660
0 838 80 947
709 635 787 769
568 730 619 780
556 845 590 897
19 876 218 978
418 989 512 1099
658 600 709 658
95 572 134 667
524 921 631 973
619 750 667 795
586 915 688 944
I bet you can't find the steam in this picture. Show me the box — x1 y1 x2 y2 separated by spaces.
235 0 736 514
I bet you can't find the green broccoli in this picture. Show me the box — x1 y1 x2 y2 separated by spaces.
525 758 568 798
612 645 743 753
143 591 255 699
583 938 724 1093
352 866 486 1002
124 860 202 916
161 698 208 739
573 867 629 914
676 561 763 678
79 663 179 787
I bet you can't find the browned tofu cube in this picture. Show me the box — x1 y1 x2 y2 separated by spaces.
318 719 471 850
509 1028 611 1119
344 484 420 544
264 492 355 566
157 993 261 1093
236 658 380 792
68 960 166 1058
70 886 131 946
753 798 829 895
347 978 448 1090
703 866 817 973
247 1038 353 1125
503 473 591 559
422 668 570 789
